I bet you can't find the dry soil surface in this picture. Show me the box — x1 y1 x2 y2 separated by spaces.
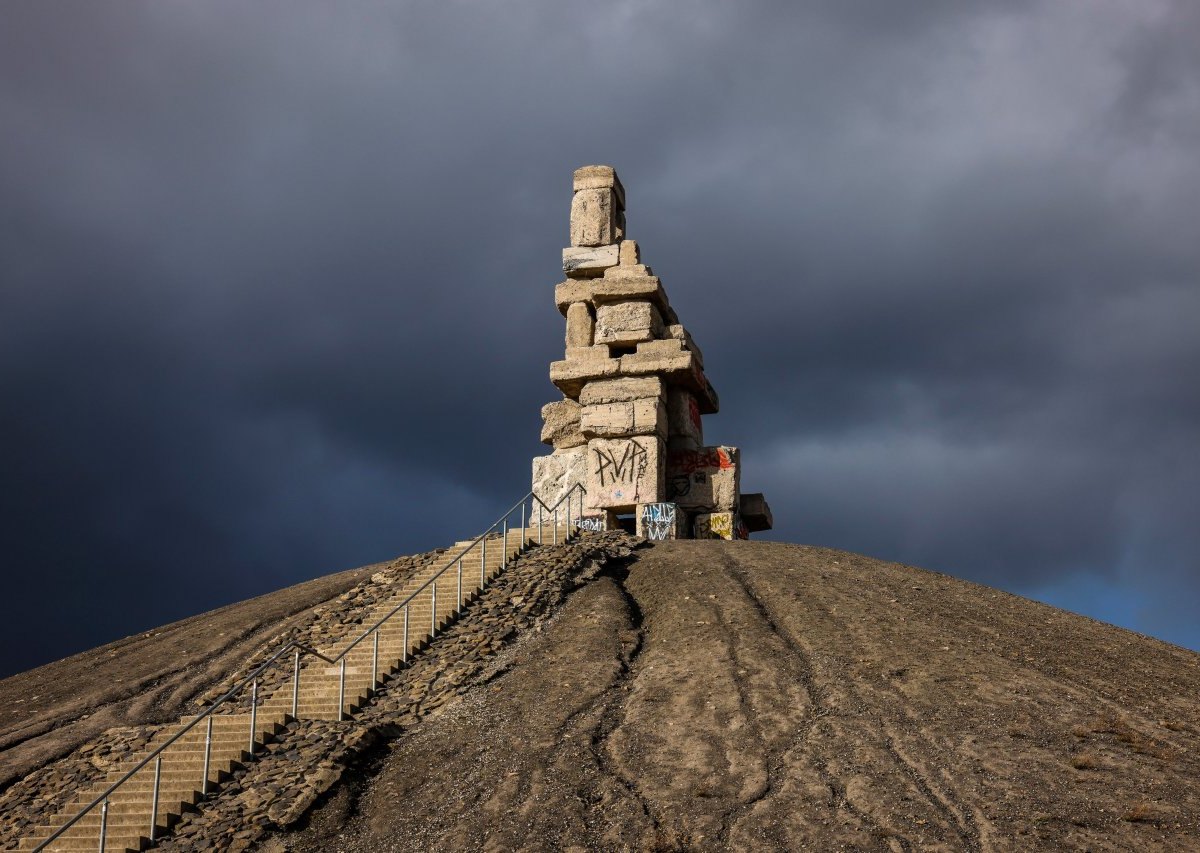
0 560 390 787
272 540 1200 852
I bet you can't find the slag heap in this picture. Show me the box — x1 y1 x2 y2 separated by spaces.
532 165 773 540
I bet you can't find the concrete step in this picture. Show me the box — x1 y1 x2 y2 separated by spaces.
111 747 256 771
44 805 183 830
145 731 266 750
20 832 150 851
17 526 575 853
105 767 232 787
176 715 288 733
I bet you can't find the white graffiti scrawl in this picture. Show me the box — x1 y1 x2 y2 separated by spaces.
576 515 606 533
640 502 677 540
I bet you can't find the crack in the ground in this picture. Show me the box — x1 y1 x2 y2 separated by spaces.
799 576 988 851
582 559 661 839
719 550 919 852
707 595 787 850
881 728 981 852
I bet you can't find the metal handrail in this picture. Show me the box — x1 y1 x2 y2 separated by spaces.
34 482 587 852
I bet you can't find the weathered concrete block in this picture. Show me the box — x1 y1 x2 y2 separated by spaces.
633 339 684 357
595 301 664 346
636 502 685 540
532 448 587 512
540 398 584 449
564 302 594 349
619 239 640 266
580 397 666 439
586 436 664 510
739 492 773 533
617 342 719 414
563 245 620 278
666 445 740 512
566 345 612 360
573 165 625 208
665 323 704 369
604 262 654 278
570 188 617 247
693 511 748 541
666 388 704 450
549 355 621 398
555 274 668 316
579 376 663 406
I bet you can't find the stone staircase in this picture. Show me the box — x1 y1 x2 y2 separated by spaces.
20 524 569 852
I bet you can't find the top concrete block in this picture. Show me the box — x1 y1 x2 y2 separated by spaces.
574 165 625 209
570 188 618 247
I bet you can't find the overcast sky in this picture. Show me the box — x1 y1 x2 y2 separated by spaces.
2 1 1197 677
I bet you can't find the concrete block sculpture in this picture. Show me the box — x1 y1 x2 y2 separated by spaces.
533 165 773 539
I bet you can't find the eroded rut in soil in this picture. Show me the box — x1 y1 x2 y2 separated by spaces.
272 540 1200 852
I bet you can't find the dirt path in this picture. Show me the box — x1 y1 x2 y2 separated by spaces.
273 540 1200 852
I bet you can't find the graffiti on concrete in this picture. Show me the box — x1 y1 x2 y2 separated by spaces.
666 446 738 511
640 502 677 540
668 447 733 475
695 511 746 540
594 441 649 487
577 515 606 533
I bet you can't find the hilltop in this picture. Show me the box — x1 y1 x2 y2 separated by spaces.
273 540 1200 851
2 540 1198 851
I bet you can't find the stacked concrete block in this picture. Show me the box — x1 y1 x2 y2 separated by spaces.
637 502 685 540
694 511 749 541
534 165 772 538
595 301 664 346
539 399 584 450
665 388 704 450
666 445 740 513
739 493 774 532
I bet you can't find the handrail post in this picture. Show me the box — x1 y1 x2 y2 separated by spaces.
431 582 437 636
520 501 526 552
372 630 379 689
338 659 346 722
481 538 487 586
456 558 463 614
202 717 213 795
554 508 559 545
292 650 301 718
502 519 508 570
249 679 258 755
97 797 107 853
538 503 544 544
149 756 162 842
403 605 409 663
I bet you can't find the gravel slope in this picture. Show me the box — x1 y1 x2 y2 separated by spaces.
272 540 1200 852
0 560 392 788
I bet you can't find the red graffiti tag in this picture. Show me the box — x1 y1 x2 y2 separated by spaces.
667 447 733 474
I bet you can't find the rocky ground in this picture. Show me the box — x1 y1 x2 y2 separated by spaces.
0 555 421 790
269 540 1200 852
0 534 637 851
0 550 443 847
3 538 1199 852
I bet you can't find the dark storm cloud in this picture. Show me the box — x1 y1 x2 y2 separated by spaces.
2 0 1198 674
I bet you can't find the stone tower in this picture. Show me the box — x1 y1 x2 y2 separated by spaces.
532 165 772 540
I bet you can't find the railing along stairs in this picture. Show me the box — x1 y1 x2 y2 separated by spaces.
23 485 586 853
